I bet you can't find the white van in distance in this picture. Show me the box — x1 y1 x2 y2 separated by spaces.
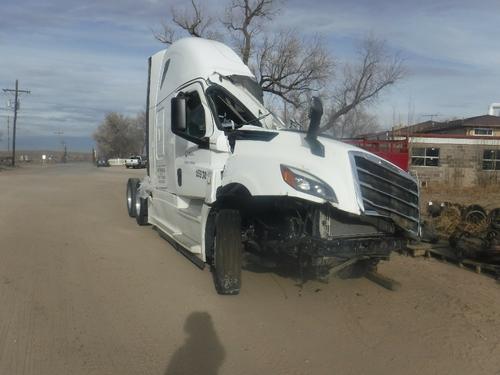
126 37 420 295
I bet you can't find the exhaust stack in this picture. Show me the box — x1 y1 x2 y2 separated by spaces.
305 96 325 157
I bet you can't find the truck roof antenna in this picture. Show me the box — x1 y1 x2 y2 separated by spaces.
305 96 325 157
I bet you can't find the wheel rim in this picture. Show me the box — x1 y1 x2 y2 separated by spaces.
135 193 141 217
127 184 132 211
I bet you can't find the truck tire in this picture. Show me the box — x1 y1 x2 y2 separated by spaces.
488 208 500 230
134 180 149 226
126 178 139 217
214 210 242 295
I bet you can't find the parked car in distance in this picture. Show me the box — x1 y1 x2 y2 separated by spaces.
96 158 110 167
125 155 147 169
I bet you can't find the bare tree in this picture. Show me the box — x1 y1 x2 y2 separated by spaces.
93 112 145 158
330 106 380 138
154 3 404 137
256 31 333 107
154 23 177 45
155 0 331 108
131 110 147 154
320 37 404 133
223 0 276 65
154 0 217 44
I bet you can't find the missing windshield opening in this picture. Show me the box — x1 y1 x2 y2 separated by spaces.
207 86 261 130
227 75 264 104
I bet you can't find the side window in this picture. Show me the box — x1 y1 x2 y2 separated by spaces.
411 147 439 167
185 91 206 138
483 149 500 170
474 128 493 136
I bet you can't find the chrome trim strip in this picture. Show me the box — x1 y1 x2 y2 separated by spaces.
348 151 366 212
356 167 419 197
359 182 420 210
363 198 420 223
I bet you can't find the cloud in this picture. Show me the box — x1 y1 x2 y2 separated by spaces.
1 0 499 144
280 0 500 67
275 0 500 125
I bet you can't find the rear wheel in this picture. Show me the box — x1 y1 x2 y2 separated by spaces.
214 210 242 295
126 178 139 217
134 180 149 225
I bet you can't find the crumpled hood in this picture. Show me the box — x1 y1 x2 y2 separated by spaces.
222 127 389 215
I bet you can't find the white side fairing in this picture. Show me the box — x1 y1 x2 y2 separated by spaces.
148 50 167 180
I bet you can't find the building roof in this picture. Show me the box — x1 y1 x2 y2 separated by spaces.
392 115 500 136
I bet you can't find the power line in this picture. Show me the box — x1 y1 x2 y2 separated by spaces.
3 80 31 167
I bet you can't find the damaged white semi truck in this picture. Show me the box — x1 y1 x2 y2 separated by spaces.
126 37 420 295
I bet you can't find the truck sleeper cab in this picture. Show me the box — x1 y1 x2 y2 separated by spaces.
126 37 420 295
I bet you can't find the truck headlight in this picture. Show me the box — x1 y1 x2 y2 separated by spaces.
280 165 337 202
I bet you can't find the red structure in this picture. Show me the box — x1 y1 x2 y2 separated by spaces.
344 138 409 171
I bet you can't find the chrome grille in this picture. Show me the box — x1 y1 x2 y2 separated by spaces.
352 153 419 234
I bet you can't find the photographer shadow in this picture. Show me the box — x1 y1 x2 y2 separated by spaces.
165 311 225 375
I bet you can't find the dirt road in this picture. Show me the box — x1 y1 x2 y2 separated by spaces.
1 163 499 375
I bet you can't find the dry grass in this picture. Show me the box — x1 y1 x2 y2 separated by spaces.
421 185 500 212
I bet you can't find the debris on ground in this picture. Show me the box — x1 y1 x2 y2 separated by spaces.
422 201 500 264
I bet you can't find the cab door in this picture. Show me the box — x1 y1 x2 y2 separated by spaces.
173 83 214 200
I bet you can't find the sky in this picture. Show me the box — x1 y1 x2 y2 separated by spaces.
0 0 499 151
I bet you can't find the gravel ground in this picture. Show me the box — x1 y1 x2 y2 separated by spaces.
1 163 499 375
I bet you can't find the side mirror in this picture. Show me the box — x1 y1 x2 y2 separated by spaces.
171 95 186 133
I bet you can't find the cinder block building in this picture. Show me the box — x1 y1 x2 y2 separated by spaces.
366 115 500 187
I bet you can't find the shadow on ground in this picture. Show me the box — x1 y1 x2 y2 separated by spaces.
242 251 369 294
242 252 331 286
165 312 225 375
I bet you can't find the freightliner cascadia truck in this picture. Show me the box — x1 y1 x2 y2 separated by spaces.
126 37 420 295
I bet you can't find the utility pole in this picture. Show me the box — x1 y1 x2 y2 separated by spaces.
54 130 67 163
3 80 31 167
7 116 10 152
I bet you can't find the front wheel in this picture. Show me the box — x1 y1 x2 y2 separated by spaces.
213 210 242 295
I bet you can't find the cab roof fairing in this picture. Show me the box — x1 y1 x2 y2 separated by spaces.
151 38 254 105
